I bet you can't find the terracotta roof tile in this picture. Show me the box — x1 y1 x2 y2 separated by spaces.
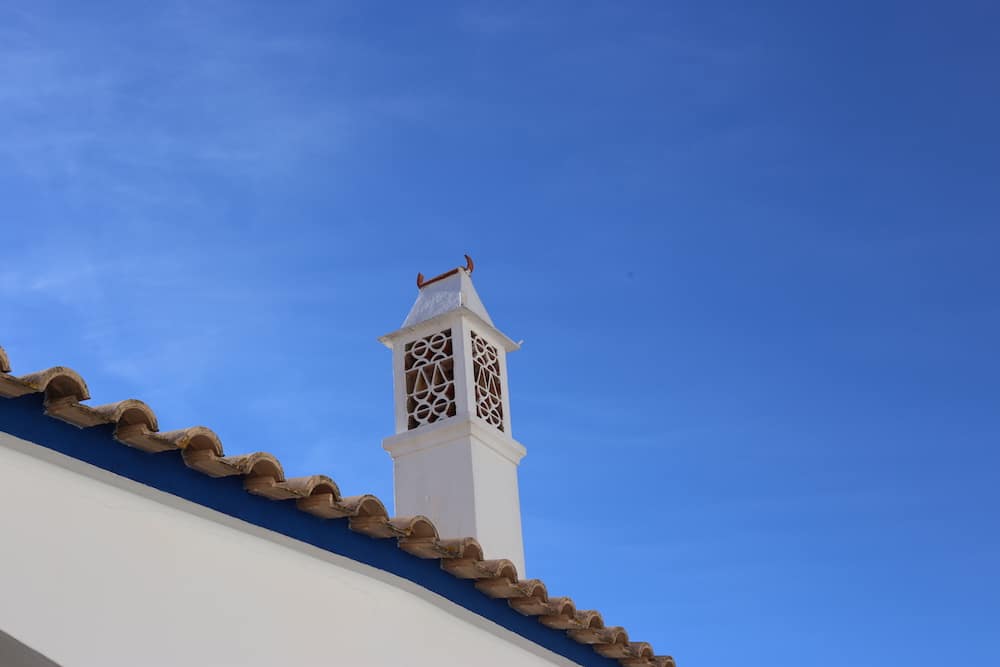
0 343 676 667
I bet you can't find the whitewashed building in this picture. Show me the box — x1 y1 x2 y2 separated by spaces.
0 259 675 667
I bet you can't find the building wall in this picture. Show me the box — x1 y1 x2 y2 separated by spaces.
0 432 573 667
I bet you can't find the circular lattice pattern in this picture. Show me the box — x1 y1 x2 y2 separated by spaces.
405 331 452 369
405 329 456 429
471 331 504 431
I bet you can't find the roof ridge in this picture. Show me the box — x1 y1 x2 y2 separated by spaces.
0 343 675 667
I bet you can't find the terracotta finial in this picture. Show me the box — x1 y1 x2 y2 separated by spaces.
416 254 475 289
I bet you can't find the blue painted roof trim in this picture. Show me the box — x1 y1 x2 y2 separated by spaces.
0 394 619 667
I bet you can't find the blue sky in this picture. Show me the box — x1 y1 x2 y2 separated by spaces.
1 2 998 665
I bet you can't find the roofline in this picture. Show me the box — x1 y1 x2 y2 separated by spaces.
0 394 621 667
0 343 675 667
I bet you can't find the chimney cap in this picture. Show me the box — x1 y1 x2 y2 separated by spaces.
416 254 474 289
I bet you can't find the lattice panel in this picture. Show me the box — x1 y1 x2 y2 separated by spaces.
404 329 457 430
471 331 504 431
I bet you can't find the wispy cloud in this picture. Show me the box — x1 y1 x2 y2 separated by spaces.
0 4 360 214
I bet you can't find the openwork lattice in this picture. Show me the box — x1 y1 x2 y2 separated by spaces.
471 331 504 432
404 329 456 430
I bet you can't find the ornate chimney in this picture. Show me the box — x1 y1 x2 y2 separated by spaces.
380 256 526 575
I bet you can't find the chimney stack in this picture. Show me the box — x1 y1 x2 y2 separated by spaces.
380 257 527 575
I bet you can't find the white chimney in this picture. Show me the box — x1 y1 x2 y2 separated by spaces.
380 256 527 575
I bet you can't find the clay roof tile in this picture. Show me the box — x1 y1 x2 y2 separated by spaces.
0 343 677 666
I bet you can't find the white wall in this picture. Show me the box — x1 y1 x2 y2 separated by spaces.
470 435 526 572
0 432 573 667
391 435 479 539
384 416 528 576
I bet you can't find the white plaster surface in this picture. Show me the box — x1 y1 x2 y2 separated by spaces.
385 419 527 575
0 431 573 667
384 412 528 577
471 437 526 574
391 434 479 540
